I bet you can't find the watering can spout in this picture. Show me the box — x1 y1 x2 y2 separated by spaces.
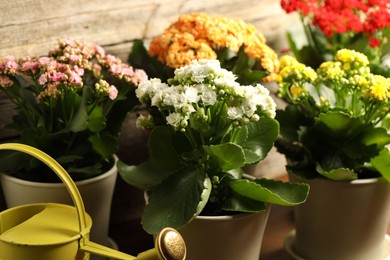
81 227 186 260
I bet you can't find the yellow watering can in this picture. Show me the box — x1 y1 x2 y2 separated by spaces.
0 143 186 260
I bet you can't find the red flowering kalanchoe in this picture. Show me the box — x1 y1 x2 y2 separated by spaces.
281 0 390 76
0 39 147 182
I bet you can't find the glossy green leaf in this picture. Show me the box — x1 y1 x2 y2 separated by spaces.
204 143 245 171
223 192 267 212
150 126 182 171
240 118 279 164
88 133 117 159
141 168 211 234
229 178 309 206
69 87 89 132
371 149 390 182
88 106 106 132
117 160 175 190
316 165 357 181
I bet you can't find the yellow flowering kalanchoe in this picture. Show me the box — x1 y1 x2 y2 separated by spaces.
275 48 390 181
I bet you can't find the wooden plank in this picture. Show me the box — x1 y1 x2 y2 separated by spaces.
0 0 297 57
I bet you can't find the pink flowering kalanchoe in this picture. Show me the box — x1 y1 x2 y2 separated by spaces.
0 39 147 182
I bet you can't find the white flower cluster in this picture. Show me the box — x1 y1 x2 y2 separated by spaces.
135 59 276 131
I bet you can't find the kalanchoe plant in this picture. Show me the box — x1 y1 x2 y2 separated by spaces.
118 59 309 234
281 0 390 76
129 12 280 84
0 39 147 182
275 48 390 181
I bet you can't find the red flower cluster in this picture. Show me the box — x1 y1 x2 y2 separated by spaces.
281 0 390 47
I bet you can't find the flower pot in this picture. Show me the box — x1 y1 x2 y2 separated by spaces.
286 174 390 260
178 205 270 260
0 155 118 260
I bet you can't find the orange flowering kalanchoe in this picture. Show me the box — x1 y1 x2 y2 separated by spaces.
132 13 279 83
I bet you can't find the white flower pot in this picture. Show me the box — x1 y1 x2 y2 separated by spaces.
286 174 390 260
0 156 118 260
178 206 270 260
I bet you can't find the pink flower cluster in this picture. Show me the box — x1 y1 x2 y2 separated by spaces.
0 39 148 100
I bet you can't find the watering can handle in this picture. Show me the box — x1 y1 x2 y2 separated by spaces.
0 143 186 260
0 143 89 234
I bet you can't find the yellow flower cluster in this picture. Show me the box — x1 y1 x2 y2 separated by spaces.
277 49 389 112
367 75 390 101
276 55 317 100
148 13 279 81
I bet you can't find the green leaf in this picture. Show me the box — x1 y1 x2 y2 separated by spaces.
204 143 245 171
223 192 267 212
150 126 182 171
240 118 279 164
229 178 309 206
316 164 357 181
315 111 360 138
88 106 106 132
88 133 117 159
361 127 390 147
128 40 174 82
141 168 211 234
69 88 89 132
371 149 390 182
117 160 176 190
276 105 308 142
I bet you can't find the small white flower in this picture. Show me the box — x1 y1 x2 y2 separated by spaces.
163 89 187 108
136 78 168 102
184 86 200 103
200 87 217 106
227 107 244 120
150 89 164 106
136 114 153 128
166 112 183 128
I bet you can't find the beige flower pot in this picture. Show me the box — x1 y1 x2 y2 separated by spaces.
286 174 390 260
178 206 270 260
0 156 118 260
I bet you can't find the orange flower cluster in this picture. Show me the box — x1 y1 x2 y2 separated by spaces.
148 13 279 81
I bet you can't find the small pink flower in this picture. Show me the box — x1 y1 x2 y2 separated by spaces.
94 44 106 57
122 67 134 77
73 65 84 76
39 73 48 85
50 71 64 82
20 61 39 72
38 57 51 65
69 70 82 84
135 69 148 83
0 56 18 73
109 64 123 75
0 75 13 87
63 39 76 47
109 85 118 100
105 54 119 65
69 54 80 63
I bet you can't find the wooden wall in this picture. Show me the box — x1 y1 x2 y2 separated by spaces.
1 0 297 60
0 0 299 176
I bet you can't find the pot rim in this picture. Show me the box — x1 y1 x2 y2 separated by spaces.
0 154 118 187
195 204 270 221
289 172 388 185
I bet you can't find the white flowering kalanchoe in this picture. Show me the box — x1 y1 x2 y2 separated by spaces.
135 59 276 131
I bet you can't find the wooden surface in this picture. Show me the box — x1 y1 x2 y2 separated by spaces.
0 0 297 60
